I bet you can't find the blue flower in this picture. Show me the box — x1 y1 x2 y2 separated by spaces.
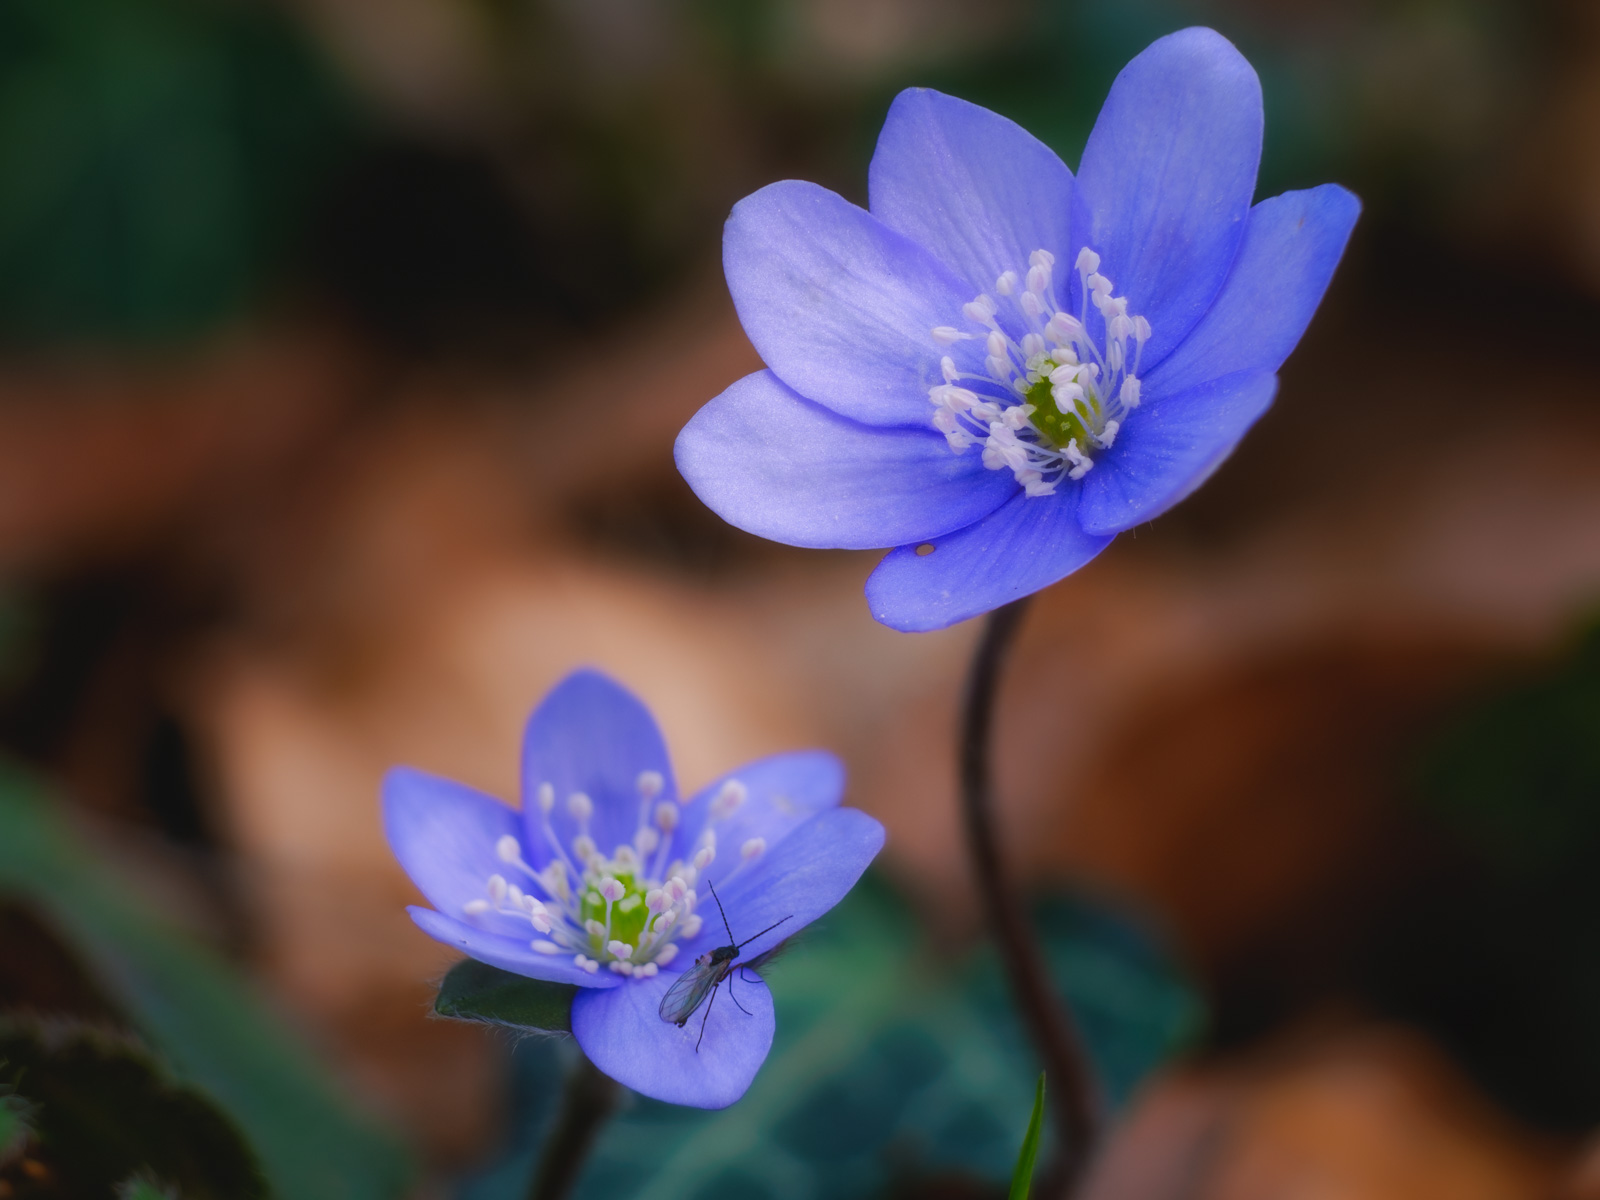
383 669 884 1109
675 28 1359 631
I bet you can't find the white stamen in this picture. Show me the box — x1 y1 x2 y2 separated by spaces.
576 955 599 974
655 944 679 966
637 962 659 978
711 779 747 819
680 914 703 939
654 800 679 831
487 874 508 905
537 782 555 813
693 845 715 870
533 939 561 954
636 770 664 799
463 899 490 915
741 837 766 861
634 826 659 855
585 918 607 938
995 270 1019 295
607 940 634 960
599 877 626 903
496 835 521 864
573 835 596 861
646 888 669 913
932 326 966 345
1075 247 1100 273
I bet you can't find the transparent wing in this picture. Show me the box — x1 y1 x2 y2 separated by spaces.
658 961 719 1025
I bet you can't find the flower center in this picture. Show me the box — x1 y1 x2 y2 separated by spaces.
458 773 769 979
927 248 1150 497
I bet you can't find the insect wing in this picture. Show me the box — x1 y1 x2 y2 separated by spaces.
658 959 720 1025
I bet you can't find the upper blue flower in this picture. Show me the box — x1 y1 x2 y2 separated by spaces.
383 669 884 1108
675 28 1360 631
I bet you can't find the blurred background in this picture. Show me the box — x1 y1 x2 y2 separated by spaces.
3 0 1600 1196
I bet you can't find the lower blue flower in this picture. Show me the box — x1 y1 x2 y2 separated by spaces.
383 669 885 1108
675 27 1360 632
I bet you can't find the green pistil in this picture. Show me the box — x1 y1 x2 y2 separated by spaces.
581 871 651 951
1024 375 1096 449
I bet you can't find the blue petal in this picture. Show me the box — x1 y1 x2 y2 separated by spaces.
869 88 1084 295
383 767 527 938
571 967 774 1108
408 906 620 989
520 670 675 866
672 750 846 893
1143 185 1360 396
1078 369 1278 535
724 179 983 428
864 491 1113 631
678 807 885 963
1076 27 1263 367
675 370 1013 549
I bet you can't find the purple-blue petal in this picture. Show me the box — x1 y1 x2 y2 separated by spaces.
407 906 620 989
724 179 982 428
678 807 885 963
672 750 846 892
571 967 774 1108
868 88 1084 296
864 491 1112 631
520 670 676 865
383 767 526 938
1143 184 1360 396
1078 369 1278 536
674 370 1013 550
1076 27 1263 368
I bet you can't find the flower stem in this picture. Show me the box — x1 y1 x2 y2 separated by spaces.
960 597 1098 1196
528 1054 618 1200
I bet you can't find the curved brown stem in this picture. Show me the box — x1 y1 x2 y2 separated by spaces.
960 597 1099 1196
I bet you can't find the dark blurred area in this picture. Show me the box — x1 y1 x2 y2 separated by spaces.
3 0 1600 1197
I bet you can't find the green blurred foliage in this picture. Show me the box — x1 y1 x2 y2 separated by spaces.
0 768 412 1199
457 876 1200 1200
0 0 355 346
0 1020 263 1198
1007 1074 1045 1200
436 958 576 1033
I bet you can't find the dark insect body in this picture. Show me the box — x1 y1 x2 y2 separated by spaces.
658 880 790 1051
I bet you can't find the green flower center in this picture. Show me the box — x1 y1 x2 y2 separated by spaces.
580 870 652 952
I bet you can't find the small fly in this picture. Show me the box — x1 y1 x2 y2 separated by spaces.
658 880 790 1051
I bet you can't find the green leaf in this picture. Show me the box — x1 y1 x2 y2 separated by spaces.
0 766 412 1200
1008 1073 1046 1200
435 959 576 1033
0 1084 33 1165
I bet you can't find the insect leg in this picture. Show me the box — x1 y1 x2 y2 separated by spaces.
727 965 753 1017
696 979 720 1053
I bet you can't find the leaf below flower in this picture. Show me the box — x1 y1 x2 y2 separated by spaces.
435 960 578 1033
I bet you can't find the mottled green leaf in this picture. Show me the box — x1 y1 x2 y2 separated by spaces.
435 959 575 1033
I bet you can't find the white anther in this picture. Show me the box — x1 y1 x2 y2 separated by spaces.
531 912 553 933
1087 273 1112 299
741 837 766 861
666 876 687 903
634 826 659 855
1048 363 1080 386
541 861 568 898
613 844 638 869
1119 377 1142 408
940 356 960 383
1065 440 1094 480
532 940 561 954
487 875 508 905
1097 420 1120 448
573 835 596 861
1002 404 1034 431
1075 247 1100 274
995 270 1019 295
680 914 703 938
1019 291 1044 318
521 893 545 915
463 899 491 915
585 918 607 938
1048 312 1083 342
986 354 1011 380
697 829 716 852
619 895 641 915
654 800 680 832
1021 470 1056 497
1107 340 1124 371
646 888 669 913
1053 384 1084 411
567 792 593 821
607 940 634 960
677 864 699 886
655 944 679 966
932 326 966 345
636 770 664 799
507 884 524 910
496 835 521 864
599 877 626 902
986 331 1007 359
1134 316 1151 342
577 955 599 974
1026 264 1050 294
962 295 998 324
693 845 715 870
1021 333 1046 358
1109 313 1133 342
711 779 747 819
537 782 555 812
637 962 659 978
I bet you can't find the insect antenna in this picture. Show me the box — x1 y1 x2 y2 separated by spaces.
736 914 791 952
706 879 737 945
